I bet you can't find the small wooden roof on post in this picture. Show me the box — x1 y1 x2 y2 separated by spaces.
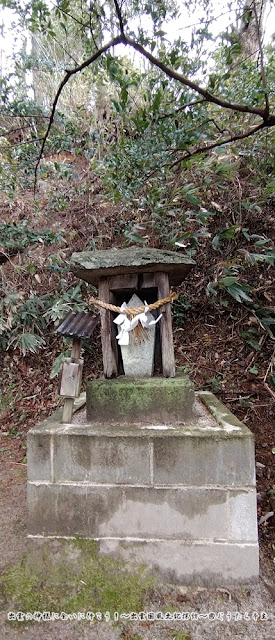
70 248 195 379
55 311 99 423
55 311 99 339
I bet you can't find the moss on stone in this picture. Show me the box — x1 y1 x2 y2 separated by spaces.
86 376 195 424
70 247 195 286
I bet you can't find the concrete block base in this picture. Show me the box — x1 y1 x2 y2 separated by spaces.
27 389 259 586
99 539 259 586
86 375 195 424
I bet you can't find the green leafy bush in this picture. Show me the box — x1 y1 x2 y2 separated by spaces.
0 283 92 355
0 221 63 252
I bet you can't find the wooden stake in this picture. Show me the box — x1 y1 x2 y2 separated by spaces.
62 397 74 424
98 278 118 378
62 337 82 423
155 272 175 377
71 337 82 361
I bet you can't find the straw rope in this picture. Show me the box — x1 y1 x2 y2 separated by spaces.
89 291 178 317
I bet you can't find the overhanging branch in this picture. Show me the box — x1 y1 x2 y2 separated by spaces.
169 122 265 169
121 35 268 119
33 27 275 192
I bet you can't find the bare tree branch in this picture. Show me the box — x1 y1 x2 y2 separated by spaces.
33 24 275 192
53 2 99 48
169 122 265 169
113 0 125 35
0 114 50 119
164 118 231 150
54 4 89 30
4 125 39 135
121 35 273 122
49 32 79 65
88 14 99 50
205 119 230 135
0 138 45 150
157 99 205 121
230 48 260 71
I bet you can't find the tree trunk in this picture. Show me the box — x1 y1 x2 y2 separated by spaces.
238 0 267 60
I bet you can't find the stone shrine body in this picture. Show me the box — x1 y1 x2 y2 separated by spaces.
27 248 259 586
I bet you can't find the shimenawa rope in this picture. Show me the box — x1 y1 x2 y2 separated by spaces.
89 291 178 317
89 292 178 344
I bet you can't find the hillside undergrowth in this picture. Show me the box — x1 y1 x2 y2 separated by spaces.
0 95 275 578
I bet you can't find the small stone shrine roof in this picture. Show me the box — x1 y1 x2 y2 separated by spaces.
70 247 195 286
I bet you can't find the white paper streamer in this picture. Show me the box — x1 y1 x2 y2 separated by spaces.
114 302 162 346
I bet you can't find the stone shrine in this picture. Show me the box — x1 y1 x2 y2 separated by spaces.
27 248 259 586
118 293 157 378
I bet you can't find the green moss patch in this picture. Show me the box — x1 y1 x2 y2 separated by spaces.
0 538 154 616
86 376 195 423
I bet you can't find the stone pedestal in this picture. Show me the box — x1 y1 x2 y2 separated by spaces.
27 385 259 586
86 376 195 424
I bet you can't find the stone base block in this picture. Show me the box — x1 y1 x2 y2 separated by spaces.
27 390 259 586
27 484 258 543
98 539 259 586
86 376 195 424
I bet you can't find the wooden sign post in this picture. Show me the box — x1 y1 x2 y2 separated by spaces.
60 337 82 424
55 312 99 423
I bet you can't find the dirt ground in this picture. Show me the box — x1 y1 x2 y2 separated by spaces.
0 458 274 640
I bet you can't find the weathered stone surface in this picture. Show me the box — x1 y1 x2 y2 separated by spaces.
199 390 252 432
99 539 259 586
70 247 195 286
27 433 52 482
86 376 195 424
26 535 259 587
97 486 228 540
28 483 123 537
228 490 258 542
153 434 255 486
53 434 151 484
119 294 155 377
28 484 228 540
27 389 259 585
